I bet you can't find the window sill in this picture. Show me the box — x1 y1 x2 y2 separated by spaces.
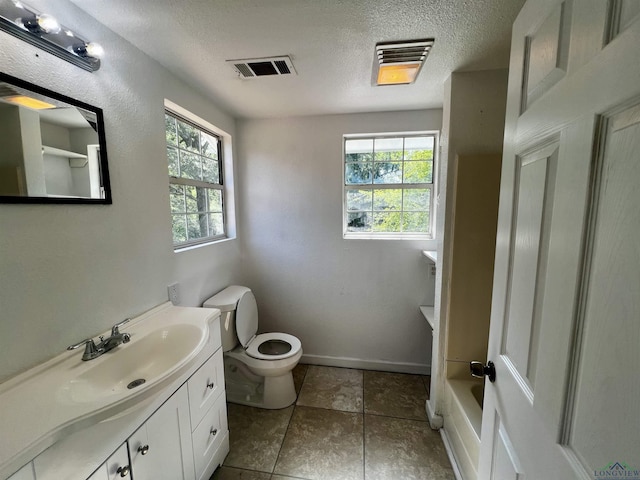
343 233 433 241
173 236 234 253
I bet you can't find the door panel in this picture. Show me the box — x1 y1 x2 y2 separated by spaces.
490 415 523 480
563 102 640 473
502 143 557 392
608 0 640 40
522 1 570 110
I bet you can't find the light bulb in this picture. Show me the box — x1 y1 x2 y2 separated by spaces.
84 42 104 59
36 14 61 34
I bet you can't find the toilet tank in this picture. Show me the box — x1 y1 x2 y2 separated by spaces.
203 285 251 352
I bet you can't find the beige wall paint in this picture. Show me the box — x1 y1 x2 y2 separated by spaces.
446 153 502 377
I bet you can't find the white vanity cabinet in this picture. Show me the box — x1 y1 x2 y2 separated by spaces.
187 349 228 480
127 385 195 480
83 367 227 480
5 306 230 480
86 444 129 480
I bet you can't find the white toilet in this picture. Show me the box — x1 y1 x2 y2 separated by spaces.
203 285 302 409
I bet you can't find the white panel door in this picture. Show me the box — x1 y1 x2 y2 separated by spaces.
479 0 640 478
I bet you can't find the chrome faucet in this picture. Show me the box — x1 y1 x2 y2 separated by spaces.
67 318 132 361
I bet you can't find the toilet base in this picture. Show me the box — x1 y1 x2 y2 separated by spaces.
224 356 297 409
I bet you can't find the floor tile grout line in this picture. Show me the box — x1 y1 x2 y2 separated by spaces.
364 411 430 423
288 402 429 423
271 364 309 478
270 405 298 476
220 365 447 480
362 406 366 480
361 370 366 480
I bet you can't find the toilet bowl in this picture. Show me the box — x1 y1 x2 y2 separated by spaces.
203 285 302 409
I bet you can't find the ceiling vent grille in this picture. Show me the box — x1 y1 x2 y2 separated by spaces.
227 55 297 79
376 39 434 66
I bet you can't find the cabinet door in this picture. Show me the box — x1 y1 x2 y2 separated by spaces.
87 443 129 480
128 385 195 480
7 462 35 480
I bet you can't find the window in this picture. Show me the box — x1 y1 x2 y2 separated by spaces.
343 133 436 238
165 110 225 247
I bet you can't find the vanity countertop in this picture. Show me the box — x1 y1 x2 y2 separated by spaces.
0 303 220 479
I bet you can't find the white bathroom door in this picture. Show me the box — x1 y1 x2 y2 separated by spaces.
478 0 640 479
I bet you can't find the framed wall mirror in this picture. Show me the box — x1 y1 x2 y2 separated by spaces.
0 72 111 204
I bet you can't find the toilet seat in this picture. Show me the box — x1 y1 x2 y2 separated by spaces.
234 290 301 361
245 332 302 361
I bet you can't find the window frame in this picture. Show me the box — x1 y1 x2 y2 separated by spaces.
165 108 227 249
342 131 438 240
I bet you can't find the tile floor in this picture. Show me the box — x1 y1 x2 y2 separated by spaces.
211 364 455 480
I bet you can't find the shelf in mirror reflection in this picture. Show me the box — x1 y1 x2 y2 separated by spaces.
0 72 111 204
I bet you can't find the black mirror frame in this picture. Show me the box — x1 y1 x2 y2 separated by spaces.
0 72 112 205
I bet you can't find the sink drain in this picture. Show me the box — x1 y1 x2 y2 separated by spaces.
127 378 146 389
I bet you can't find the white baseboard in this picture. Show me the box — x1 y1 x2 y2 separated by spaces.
300 354 430 375
426 399 444 429
440 428 464 480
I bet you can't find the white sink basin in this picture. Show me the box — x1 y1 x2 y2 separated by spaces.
0 303 220 479
58 323 204 403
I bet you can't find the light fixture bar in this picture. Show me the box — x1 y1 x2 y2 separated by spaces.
0 0 102 72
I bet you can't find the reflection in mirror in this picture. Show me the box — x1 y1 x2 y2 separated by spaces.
0 72 111 204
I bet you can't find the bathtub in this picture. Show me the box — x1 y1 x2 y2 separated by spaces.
443 378 484 480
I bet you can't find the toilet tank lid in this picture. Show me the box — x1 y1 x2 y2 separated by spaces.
203 285 251 312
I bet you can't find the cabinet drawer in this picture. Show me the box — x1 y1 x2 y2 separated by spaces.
187 348 224 429
192 393 228 480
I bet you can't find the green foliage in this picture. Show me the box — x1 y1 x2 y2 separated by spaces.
345 149 433 185
169 183 224 244
165 113 220 181
166 113 224 244
345 144 433 234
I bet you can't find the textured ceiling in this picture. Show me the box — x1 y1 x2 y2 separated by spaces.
70 0 525 119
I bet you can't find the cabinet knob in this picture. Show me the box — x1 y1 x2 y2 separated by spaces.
207 381 215 389
117 465 130 477
138 444 150 455
210 428 218 436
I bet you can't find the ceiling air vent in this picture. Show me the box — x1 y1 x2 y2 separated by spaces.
227 55 297 79
374 38 435 85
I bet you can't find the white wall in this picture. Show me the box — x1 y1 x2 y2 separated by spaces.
237 110 441 373
0 0 242 381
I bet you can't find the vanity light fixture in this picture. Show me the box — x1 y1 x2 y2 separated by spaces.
0 0 104 72
374 38 434 86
